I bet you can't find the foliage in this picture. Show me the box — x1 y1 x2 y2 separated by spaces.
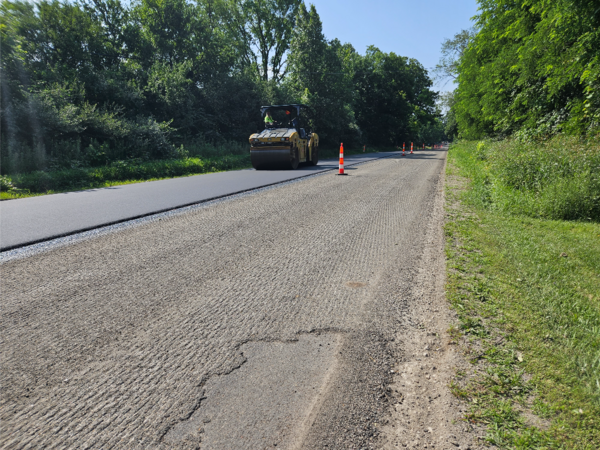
449 0 600 139
455 137 600 221
352 47 439 146
416 118 446 145
0 0 440 182
439 91 458 140
0 175 17 192
7 153 251 194
225 0 302 82
285 4 358 146
432 27 476 83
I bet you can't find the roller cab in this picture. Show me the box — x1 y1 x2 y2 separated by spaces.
249 104 319 170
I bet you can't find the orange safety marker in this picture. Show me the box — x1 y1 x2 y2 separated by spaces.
410 142 414 154
423 143 425 150
338 142 347 175
363 145 365 153
402 142 406 156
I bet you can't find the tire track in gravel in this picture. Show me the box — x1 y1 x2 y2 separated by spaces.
1 150 447 449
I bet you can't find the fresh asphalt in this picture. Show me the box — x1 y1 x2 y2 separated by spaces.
0 152 398 250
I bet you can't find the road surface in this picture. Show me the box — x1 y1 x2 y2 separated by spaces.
0 152 395 251
1 148 463 449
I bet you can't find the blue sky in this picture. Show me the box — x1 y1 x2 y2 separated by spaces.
307 0 479 93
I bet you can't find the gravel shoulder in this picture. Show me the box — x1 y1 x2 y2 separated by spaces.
0 149 474 449
379 156 487 450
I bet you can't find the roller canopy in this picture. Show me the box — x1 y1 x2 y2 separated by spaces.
260 104 309 117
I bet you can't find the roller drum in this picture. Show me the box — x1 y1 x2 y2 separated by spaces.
251 146 298 170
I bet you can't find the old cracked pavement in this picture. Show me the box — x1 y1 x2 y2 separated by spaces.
1 148 449 449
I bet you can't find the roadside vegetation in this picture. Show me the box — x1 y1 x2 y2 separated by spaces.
0 0 446 197
0 154 251 200
440 1 599 140
0 143 389 199
438 1 600 446
445 139 600 449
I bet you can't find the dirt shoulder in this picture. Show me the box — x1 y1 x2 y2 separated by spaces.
379 152 488 450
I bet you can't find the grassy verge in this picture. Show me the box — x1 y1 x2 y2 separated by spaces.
445 140 600 449
0 145 391 200
0 155 251 200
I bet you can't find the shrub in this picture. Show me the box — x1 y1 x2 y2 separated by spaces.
0 175 15 192
452 135 600 221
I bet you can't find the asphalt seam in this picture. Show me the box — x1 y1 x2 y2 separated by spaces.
0 153 398 256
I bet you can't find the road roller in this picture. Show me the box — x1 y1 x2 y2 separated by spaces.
249 104 319 170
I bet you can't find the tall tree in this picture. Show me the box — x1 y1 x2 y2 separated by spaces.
286 4 356 145
452 0 600 138
225 0 302 82
432 28 476 84
353 47 438 146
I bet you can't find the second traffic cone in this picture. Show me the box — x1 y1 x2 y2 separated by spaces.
338 143 347 175
410 142 414 154
402 142 406 156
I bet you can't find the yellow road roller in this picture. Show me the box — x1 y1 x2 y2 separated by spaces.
249 104 319 170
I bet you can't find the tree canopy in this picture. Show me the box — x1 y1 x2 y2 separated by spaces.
1 0 442 174
448 0 600 140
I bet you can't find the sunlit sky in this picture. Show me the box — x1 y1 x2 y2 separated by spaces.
307 0 479 93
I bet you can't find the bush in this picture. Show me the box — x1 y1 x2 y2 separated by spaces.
452 135 600 221
0 175 15 192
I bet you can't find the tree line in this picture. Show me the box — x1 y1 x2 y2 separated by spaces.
440 0 600 140
1 0 445 175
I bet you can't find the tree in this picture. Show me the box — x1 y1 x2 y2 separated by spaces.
225 0 302 82
432 28 476 85
1 0 441 175
286 4 357 145
439 91 458 140
353 47 438 146
452 0 600 139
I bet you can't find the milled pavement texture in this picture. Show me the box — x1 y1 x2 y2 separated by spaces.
1 149 461 449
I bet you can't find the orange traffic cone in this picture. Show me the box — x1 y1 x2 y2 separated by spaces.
338 143 347 175
410 142 413 154
402 142 406 156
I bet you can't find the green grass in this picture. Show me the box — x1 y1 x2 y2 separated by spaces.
0 145 391 199
445 141 600 449
464 136 600 221
0 155 252 199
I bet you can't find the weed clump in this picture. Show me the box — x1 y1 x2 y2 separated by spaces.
456 136 600 221
0 175 16 192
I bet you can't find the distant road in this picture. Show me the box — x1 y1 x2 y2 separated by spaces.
0 152 396 250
